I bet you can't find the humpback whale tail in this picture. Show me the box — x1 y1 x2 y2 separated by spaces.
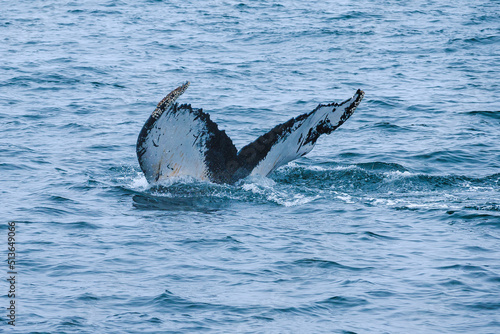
137 82 364 184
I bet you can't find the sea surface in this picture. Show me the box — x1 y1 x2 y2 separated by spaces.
1 0 500 333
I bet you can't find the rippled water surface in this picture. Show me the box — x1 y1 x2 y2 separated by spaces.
1 0 500 333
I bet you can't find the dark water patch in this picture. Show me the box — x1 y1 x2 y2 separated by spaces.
145 290 256 316
89 10 123 15
407 104 436 112
393 205 421 211
179 236 242 246
436 264 492 280
251 315 274 322
5 74 81 87
372 121 409 132
366 98 402 109
48 195 76 203
293 258 371 272
331 10 381 21
411 150 478 165
27 240 54 245
337 152 363 158
462 245 491 253
59 122 92 132
57 316 87 329
463 35 500 45
269 296 369 320
439 279 468 288
488 276 500 283
355 162 407 172
366 289 395 298
9 220 99 233
90 81 127 89
148 317 162 324
77 293 100 301
446 210 500 226
71 66 109 75
324 231 358 236
317 295 368 308
32 206 72 217
464 110 500 119
475 219 500 228
0 162 33 171
71 106 96 115
48 263 89 277
271 305 317 317
132 193 228 212
361 231 398 240
46 57 74 64
447 35 500 50
458 301 500 311
56 221 100 230
88 144 122 151
437 264 486 271
21 110 62 120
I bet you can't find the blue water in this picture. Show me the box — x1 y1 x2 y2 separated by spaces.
1 0 500 333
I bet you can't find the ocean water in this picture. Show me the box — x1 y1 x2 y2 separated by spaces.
1 0 499 333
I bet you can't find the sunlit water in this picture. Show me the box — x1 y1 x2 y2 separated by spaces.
1 1 499 333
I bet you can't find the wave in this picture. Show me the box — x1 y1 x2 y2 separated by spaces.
110 162 499 216
464 110 500 120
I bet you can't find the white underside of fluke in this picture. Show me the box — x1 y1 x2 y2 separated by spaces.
139 107 210 182
250 93 362 177
250 105 336 176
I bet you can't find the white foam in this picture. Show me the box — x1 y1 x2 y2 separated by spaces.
131 172 149 190
383 170 413 178
242 176 319 207
333 192 355 204
269 193 320 207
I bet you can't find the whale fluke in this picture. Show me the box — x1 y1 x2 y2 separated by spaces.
137 82 364 184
